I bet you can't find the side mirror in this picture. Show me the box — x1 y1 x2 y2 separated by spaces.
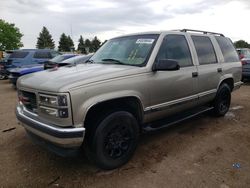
152 59 180 71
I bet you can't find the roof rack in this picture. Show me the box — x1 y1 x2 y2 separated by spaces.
177 29 224 37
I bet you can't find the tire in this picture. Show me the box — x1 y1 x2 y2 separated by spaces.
89 111 139 170
0 74 6 80
213 83 231 116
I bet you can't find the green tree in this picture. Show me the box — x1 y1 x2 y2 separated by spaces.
67 35 75 51
91 36 101 52
234 40 250 48
0 19 23 50
77 35 86 54
58 33 74 52
58 33 68 51
84 39 92 53
36 26 55 49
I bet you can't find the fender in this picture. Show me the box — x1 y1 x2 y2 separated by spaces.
76 90 145 126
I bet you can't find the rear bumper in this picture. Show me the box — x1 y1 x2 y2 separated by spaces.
242 71 250 78
16 106 85 148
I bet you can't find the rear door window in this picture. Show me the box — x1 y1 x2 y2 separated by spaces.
33 51 52 59
9 51 29 58
191 36 217 65
215 36 239 62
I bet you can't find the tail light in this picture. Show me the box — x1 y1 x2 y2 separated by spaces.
239 54 245 59
241 60 247 65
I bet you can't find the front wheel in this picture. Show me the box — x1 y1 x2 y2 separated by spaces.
212 83 231 116
91 111 139 170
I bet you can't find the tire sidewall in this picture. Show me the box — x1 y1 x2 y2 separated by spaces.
214 83 231 116
93 111 139 170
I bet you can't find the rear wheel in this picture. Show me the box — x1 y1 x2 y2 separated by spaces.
213 83 231 116
86 111 139 170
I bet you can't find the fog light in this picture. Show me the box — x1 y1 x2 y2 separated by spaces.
40 106 58 117
58 108 68 118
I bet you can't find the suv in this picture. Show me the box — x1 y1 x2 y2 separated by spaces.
16 29 242 170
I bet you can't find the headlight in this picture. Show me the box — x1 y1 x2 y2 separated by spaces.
39 94 67 106
38 93 69 118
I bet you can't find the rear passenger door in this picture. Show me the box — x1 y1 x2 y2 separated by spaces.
190 35 221 104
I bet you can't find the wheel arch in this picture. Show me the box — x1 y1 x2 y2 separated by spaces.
83 96 145 129
217 76 234 91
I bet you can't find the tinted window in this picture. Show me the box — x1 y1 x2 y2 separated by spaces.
216 36 239 62
33 51 52 59
192 36 217 65
156 35 193 67
61 55 90 64
9 51 29 58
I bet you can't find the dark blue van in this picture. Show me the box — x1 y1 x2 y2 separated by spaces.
0 49 60 79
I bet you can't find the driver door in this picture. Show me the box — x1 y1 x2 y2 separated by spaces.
146 34 199 121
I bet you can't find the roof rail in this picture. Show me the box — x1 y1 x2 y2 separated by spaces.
178 29 224 37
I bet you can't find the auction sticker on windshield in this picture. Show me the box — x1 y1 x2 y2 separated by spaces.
136 39 155 44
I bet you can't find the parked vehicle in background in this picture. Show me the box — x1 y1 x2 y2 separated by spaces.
5 49 60 85
236 48 250 80
1 49 60 78
44 54 93 70
8 64 44 86
16 29 242 170
43 54 78 70
0 51 13 79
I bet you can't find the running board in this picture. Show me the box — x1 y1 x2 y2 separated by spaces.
143 106 214 132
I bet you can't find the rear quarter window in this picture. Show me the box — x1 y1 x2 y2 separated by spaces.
33 51 52 59
215 36 239 62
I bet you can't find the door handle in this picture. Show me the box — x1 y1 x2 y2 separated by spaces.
192 72 198 77
217 68 222 73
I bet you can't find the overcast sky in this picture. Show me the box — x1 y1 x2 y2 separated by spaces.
1 0 250 49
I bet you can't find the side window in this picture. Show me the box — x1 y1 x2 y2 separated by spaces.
191 36 217 65
215 36 239 62
33 52 52 59
156 35 193 67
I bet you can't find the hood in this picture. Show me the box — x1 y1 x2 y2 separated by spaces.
17 63 144 92
8 64 44 75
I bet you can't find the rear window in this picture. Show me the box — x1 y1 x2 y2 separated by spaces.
9 51 29 58
215 36 239 62
33 51 52 59
191 36 217 65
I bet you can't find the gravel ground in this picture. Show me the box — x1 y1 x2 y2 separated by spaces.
0 79 250 188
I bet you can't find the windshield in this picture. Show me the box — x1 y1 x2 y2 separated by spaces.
61 55 89 64
50 55 71 63
90 34 159 66
242 49 250 58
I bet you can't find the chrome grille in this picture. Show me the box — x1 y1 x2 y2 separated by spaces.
20 91 37 112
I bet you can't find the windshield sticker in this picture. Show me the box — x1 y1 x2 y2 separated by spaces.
136 39 155 44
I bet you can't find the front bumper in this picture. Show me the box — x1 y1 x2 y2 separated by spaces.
8 74 18 85
16 106 85 149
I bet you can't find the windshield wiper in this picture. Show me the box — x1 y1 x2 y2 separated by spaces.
101 58 126 65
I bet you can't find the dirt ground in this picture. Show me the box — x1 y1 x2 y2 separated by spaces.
0 79 250 188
